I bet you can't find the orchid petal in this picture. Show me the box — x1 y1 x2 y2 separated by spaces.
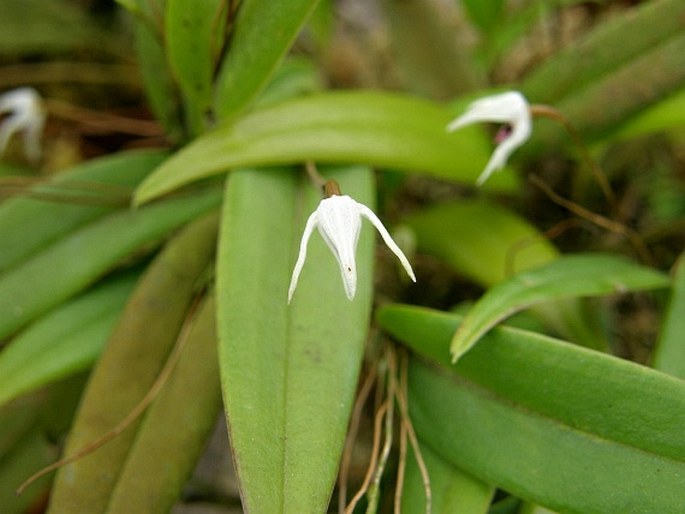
0 87 45 163
447 91 532 185
357 203 416 282
288 210 319 303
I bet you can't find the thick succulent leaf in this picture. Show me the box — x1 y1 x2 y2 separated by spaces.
217 166 374 513
134 91 515 204
378 304 685 513
47 212 219 514
651 254 685 378
0 274 137 407
0 149 167 273
402 442 493 514
450 253 670 361
0 188 221 339
106 295 222 514
213 0 321 120
405 199 607 351
165 0 225 135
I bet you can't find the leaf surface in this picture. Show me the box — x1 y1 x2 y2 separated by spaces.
378 304 685 513
134 91 515 204
217 166 374 513
450 253 670 361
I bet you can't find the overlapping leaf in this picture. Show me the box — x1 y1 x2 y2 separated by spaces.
217 166 374 513
450 253 670 361
134 91 515 204
379 304 685 513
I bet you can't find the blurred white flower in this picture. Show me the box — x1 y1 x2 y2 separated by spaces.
288 191 416 303
447 91 531 186
0 87 46 163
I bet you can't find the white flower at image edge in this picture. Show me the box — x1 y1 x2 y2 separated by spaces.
0 87 46 163
447 91 532 186
288 194 416 303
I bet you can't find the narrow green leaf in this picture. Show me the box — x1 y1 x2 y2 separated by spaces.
554 33 685 143
0 0 104 55
450 253 670 361
610 86 685 139
106 295 222 514
47 212 219 514
461 0 504 33
165 0 225 135
378 305 685 513
0 275 137 407
0 428 54 514
0 188 220 339
213 0 320 120
652 254 685 379
405 199 559 286
217 166 374 513
402 442 493 514
133 2 183 139
405 199 607 351
134 91 516 204
522 0 685 105
0 149 167 273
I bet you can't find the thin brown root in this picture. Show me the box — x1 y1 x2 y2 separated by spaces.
529 174 654 265
345 400 389 514
45 99 163 137
16 297 202 496
530 104 618 215
395 403 408 514
338 364 378 514
395 352 431 514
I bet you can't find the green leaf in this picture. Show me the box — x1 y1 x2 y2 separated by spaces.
0 187 221 340
47 212 219 514
461 0 504 33
405 199 607 351
521 0 685 144
652 254 685 379
105 295 222 514
133 3 183 139
0 428 54 514
450 253 670 361
213 0 321 120
522 0 685 105
134 91 516 204
405 198 558 286
0 149 167 273
610 86 685 139
217 166 374 513
0 0 106 55
0 274 137 407
378 304 685 513
165 0 225 135
402 442 493 514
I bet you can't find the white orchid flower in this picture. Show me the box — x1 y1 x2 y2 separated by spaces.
0 87 46 163
447 91 532 186
288 184 416 303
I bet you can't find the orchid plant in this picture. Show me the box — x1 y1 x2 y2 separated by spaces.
0 1 684 514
